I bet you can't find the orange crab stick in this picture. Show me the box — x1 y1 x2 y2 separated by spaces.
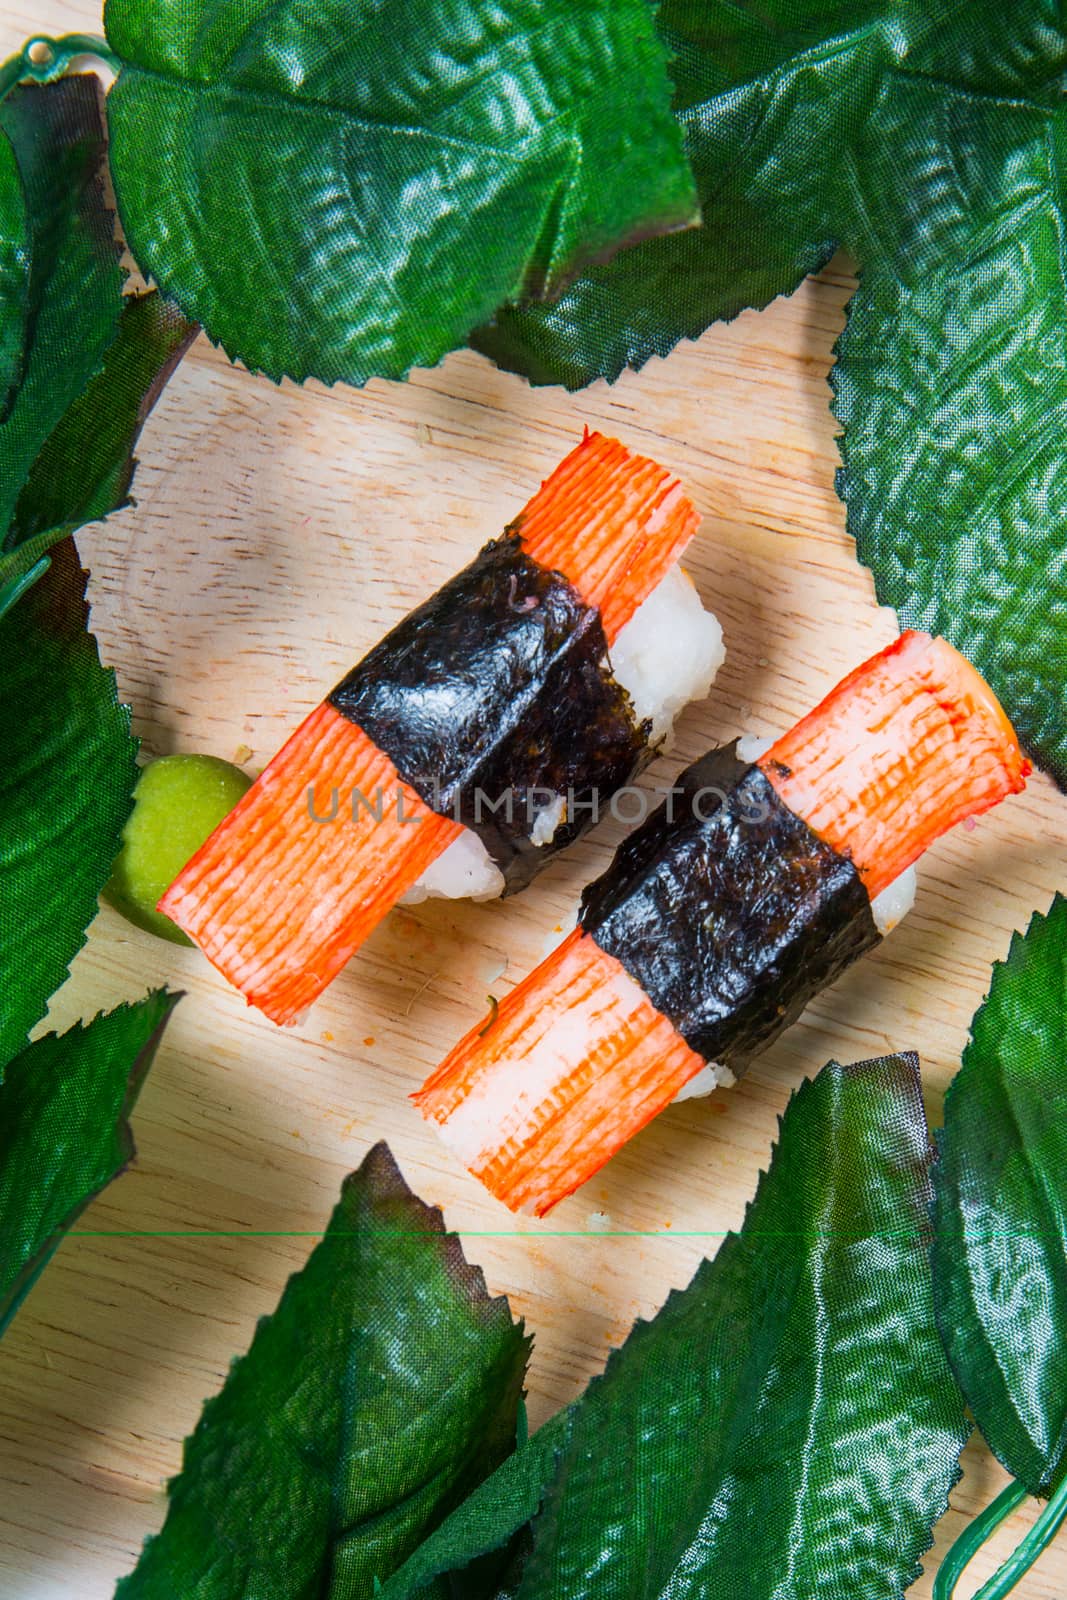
160 432 699 1024
516 430 698 642
757 632 1030 900
414 928 706 1216
159 704 462 1024
417 633 1028 1215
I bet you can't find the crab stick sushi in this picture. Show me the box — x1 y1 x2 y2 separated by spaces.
416 632 1029 1215
159 432 724 1024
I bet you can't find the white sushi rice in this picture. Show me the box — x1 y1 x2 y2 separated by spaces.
671 1061 737 1102
529 792 567 846
402 829 506 905
735 731 774 764
404 564 723 904
609 564 725 748
870 864 917 935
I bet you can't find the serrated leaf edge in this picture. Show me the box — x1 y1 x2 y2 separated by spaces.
517 1054 965 1596
0 72 125 513
471 235 837 392
930 892 1067 1496
104 24 697 395
130 1141 531 1589
0 986 181 1334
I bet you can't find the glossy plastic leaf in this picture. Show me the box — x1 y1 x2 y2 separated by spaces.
8 289 197 550
104 0 697 387
0 540 139 1070
0 72 196 615
0 73 121 537
387 1054 968 1599
932 894 1067 1497
832 108 1067 782
116 1142 530 1599
0 987 178 1336
472 0 874 386
472 3 1067 780
0 123 29 413
474 1 1067 383
0 286 199 617
380 1410 572 1600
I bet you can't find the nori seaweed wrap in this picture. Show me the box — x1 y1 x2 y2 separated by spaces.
329 534 648 892
580 746 881 1071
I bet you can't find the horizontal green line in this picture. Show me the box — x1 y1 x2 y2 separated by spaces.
63 1228 1064 1239
65 1229 743 1238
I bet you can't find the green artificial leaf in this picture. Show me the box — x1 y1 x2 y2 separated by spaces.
932 894 1067 1497
0 72 196 614
379 1410 572 1600
474 1 1067 381
7 288 198 550
0 73 121 535
0 284 199 616
104 0 697 387
0 539 139 1070
0 987 179 1335
473 2 1067 780
116 1142 530 1600
471 0 873 387
0 123 29 412
831 170 1067 783
386 1053 968 1600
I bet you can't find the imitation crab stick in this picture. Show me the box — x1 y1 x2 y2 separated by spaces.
757 631 1029 900
159 433 722 1025
514 431 698 643
417 632 1029 1215
415 928 706 1214
159 704 461 1025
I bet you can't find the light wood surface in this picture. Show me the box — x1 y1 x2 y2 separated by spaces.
3 8 1067 1595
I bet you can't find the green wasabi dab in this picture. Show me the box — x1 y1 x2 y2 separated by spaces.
103 754 252 944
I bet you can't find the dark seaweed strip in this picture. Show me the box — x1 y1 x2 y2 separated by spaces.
580 754 880 1070
328 535 647 892
579 743 749 928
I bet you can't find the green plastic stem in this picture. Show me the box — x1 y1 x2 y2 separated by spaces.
0 33 119 101
934 1475 1067 1600
0 556 51 622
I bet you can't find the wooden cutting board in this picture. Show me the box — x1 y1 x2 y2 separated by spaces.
2 7 1066 1594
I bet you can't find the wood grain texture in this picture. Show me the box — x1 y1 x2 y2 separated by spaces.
2 9 1067 1595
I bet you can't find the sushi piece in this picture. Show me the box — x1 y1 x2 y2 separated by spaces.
159 432 724 1024
416 632 1030 1215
